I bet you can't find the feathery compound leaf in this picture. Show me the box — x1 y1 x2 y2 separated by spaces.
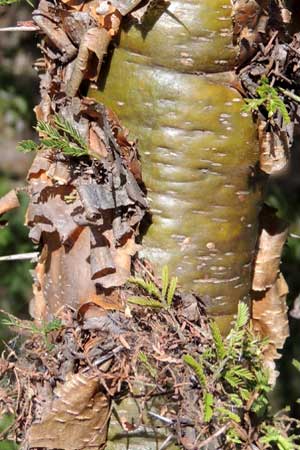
203 392 214 423
138 351 157 378
243 76 290 124
167 276 177 307
224 371 242 389
233 365 255 381
239 387 250 401
210 321 226 360
161 265 169 301
260 426 298 450
229 394 243 408
235 302 249 329
58 142 88 157
43 318 63 334
17 139 38 153
224 365 254 388
226 428 242 445
292 359 300 372
217 407 241 424
128 277 161 299
183 354 206 388
54 115 88 151
127 296 163 308
35 116 89 157
36 120 60 139
243 98 265 112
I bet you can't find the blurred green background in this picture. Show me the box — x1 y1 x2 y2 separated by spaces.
0 2 37 331
0 1 300 447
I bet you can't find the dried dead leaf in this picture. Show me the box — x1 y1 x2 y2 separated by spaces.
0 190 20 216
82 311 126 334
89 126 108 158
27 373 110 450
80 292 124 311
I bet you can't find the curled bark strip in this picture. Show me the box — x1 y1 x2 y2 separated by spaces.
258 118 289 174
66 27 112 97
251 205 289 371
0 190 20 216
109 0 143 16
252 205 289 291
252 273 289 359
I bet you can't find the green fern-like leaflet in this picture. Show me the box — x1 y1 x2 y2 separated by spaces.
127 265 178 310
17 114 89 157
243 76 290 124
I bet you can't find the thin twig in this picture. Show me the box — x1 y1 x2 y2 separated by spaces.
197 424 228 448
0 26 39 32
148 411 174 425
159 434 175 450
0 252 39 262
290 233 300 239
280 87 300 103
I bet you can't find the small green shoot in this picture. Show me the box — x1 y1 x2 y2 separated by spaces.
260 425 300 450
126 296 164 308
180 303 288 444
183 354 206 388
1 314 63 349
127 265 177 310
210 320 226 360
203 392 214 423
243 76 290 124
161 265 169 301
217 406 241 424
16 140 38 153
17 114 89 158
0 0 34 6
138 351 157 378
292 359 300 372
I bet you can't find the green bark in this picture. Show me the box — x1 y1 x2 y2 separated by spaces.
91 0 261 332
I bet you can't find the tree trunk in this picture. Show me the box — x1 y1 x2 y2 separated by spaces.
1 1 294 449
91 0 262 333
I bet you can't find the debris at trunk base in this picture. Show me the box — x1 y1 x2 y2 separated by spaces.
0 272 298 450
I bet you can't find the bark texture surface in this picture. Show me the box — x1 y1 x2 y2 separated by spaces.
92 0 262 331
